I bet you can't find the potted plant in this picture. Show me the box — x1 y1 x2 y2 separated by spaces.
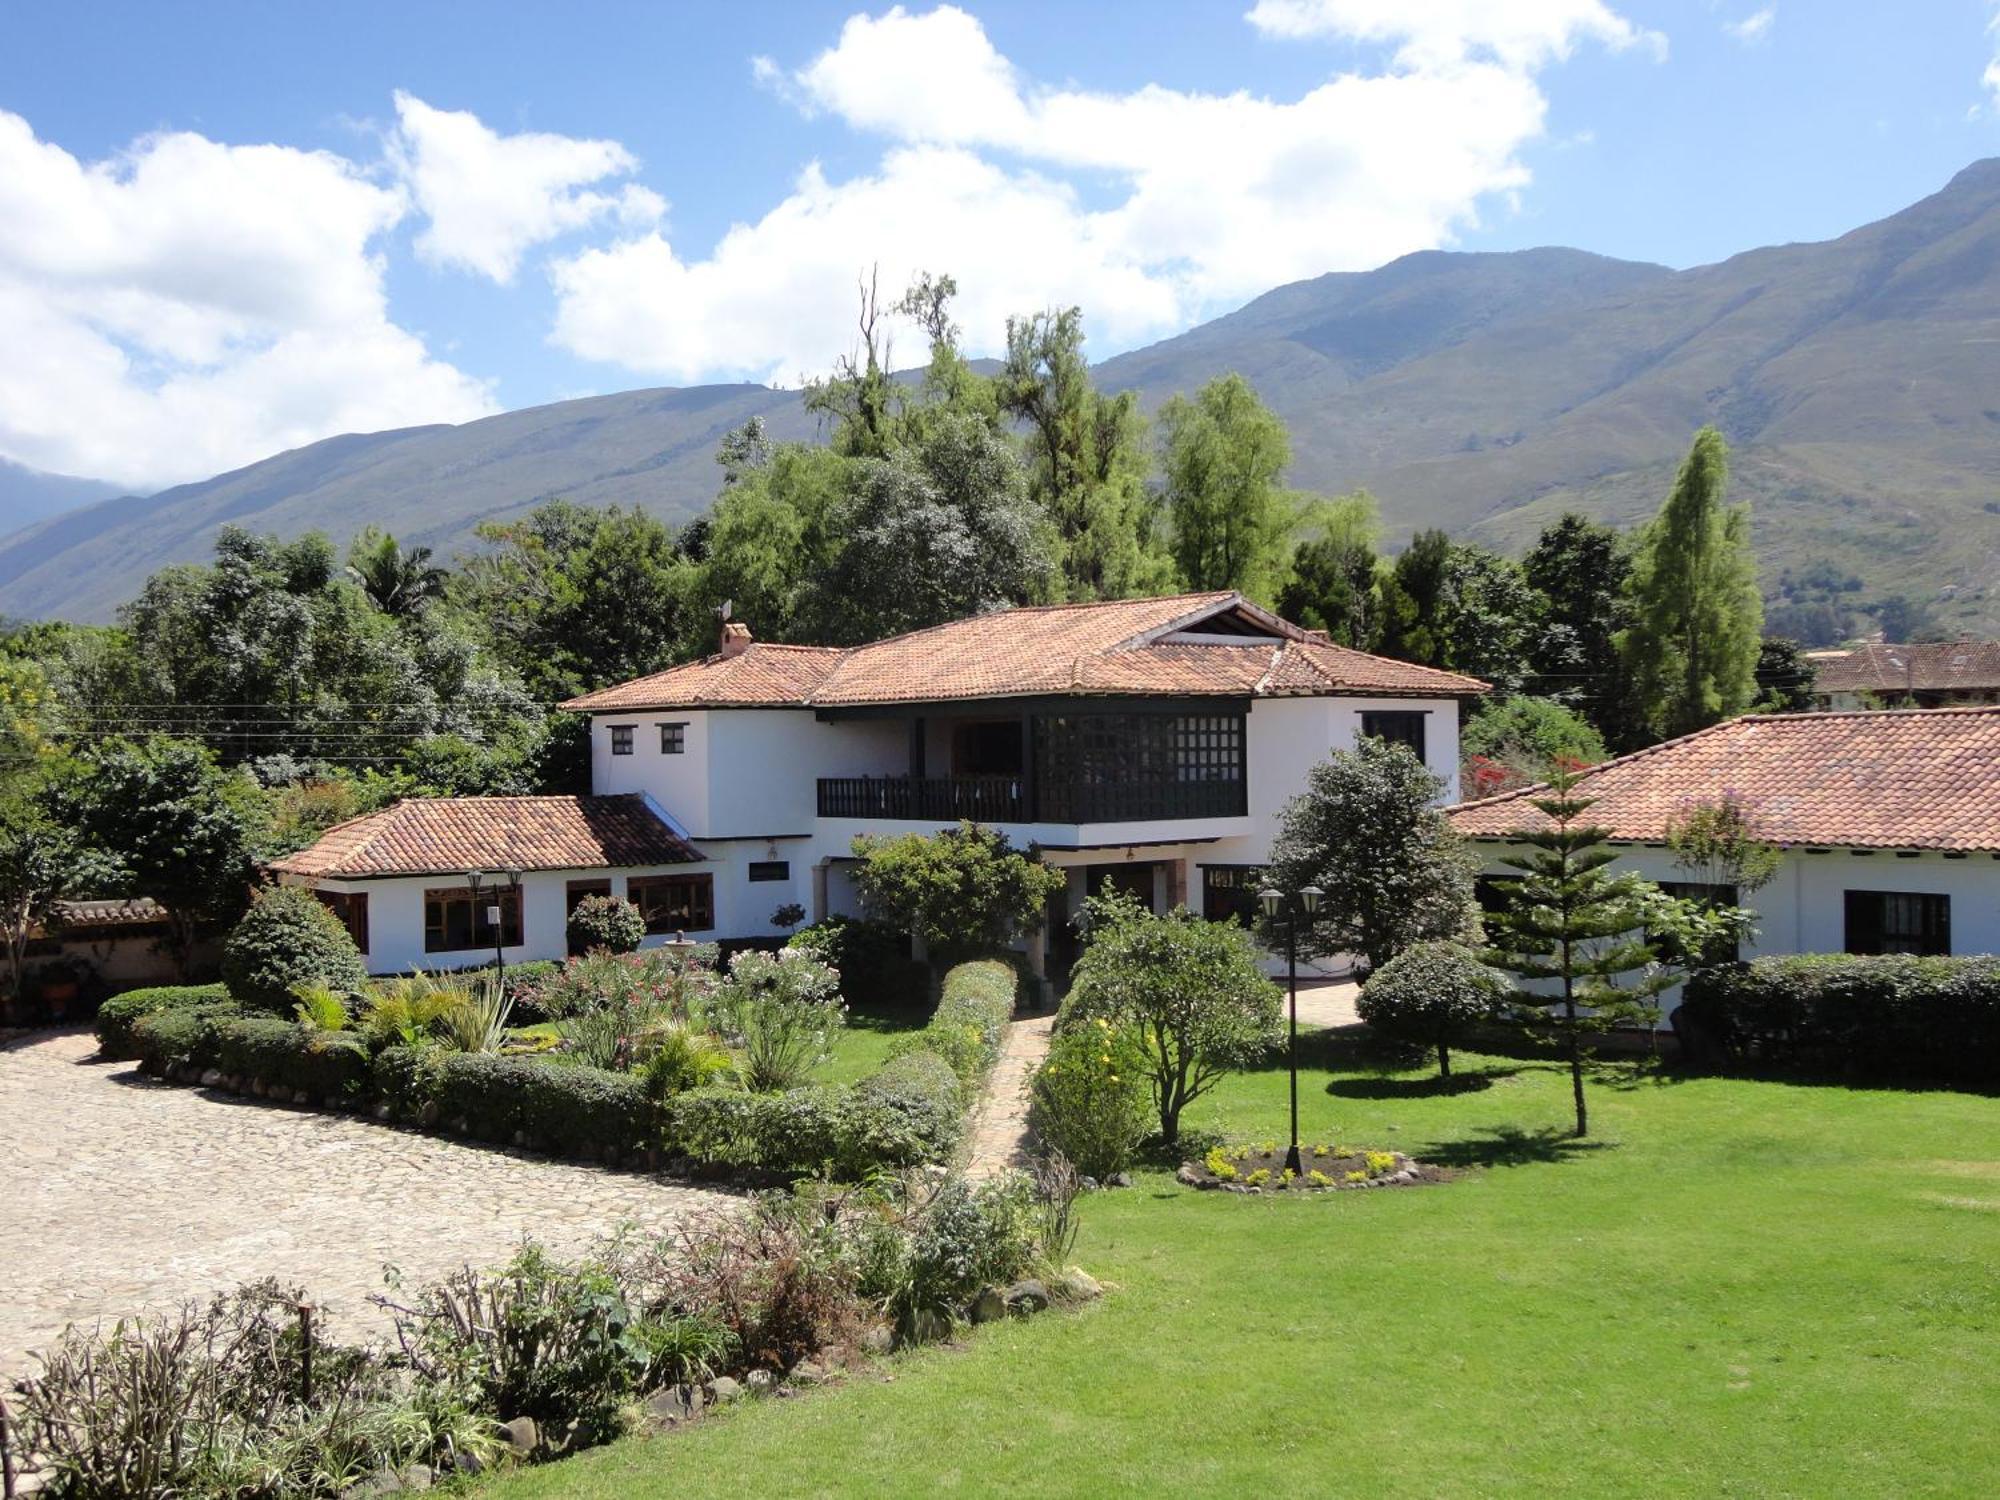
30 956 97 1021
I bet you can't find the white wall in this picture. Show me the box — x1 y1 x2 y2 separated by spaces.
1466 842 2000 1019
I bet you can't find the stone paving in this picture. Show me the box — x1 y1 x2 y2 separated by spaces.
1290 978 1362 1029
0 1027 738 1376
964 1011 1054 1179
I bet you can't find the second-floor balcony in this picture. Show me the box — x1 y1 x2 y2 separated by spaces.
816 771 1246 826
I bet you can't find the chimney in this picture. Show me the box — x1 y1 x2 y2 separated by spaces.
1302 627 1330 644
719 620 753 659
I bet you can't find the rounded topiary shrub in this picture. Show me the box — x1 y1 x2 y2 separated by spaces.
221 885 369 1013
1030 1020 1148 1182
566 893 646 955
1357 940 1505 1080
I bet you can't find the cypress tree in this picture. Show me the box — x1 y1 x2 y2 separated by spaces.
1620 427 1763 740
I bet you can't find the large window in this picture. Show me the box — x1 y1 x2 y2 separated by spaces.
628 873 715 934
314 889 369 954
1361 710 1427 763
1845 890 1950 956
1035 712 1246 821
424 886 522 953
1201 865 1265 927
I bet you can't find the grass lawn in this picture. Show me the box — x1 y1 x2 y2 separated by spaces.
814 1003 931 1085
484 1030 2000 1498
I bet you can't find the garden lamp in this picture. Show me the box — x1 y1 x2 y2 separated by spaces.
1260 884 1323 1177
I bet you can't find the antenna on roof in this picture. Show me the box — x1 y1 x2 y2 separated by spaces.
717 599 733 623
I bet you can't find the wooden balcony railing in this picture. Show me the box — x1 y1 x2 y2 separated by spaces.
816 774 1245 825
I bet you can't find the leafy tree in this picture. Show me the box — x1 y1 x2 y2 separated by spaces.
1620 428 1763 740
1752 638 1818 712
1264 736 1476 976
567 893 646 955
1523 512 1643 746
1375 529 1454 665
998 307 1175 600
220 882 369 1012
1460 696 1607 796
849 820 1065 974
1481 767 1688 1136
1436 543 1538 693
346 528 447 617
461 502 699 699
1665 791 1782 897
819 412 1050 642
714 415 772 488
1058 889 1281 1147
1357 940 1505 1080
1277 491 1382 646
696 444 854 644
55 737 262 974
1159 373 1298 602
803 267 899 459
0 773 81 997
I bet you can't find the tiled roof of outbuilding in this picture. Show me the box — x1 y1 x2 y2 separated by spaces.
562 592 1486 712
267 795 702 879
1447 707 2000 852
1806 641 2000 695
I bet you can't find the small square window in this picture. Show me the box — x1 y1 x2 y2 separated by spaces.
609 725 633 755
1361 710 1426 763
747 860 789 882
660 722 686 754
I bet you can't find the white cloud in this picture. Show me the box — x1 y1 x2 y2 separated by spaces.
1985 5 2000 112
390 92 663 283
0 110 493 490
1243 0 1663 69
1724 7 1776 45
552 3 1642 384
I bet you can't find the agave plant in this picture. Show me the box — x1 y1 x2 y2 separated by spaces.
430 970 515 1054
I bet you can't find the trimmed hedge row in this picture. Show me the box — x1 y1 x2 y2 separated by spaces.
95 984 232 1059
120 956 1020 1179
1677 955 2000 1089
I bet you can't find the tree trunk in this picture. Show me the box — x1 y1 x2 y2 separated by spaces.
1437 1042 1452 1080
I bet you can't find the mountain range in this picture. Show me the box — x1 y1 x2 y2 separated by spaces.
5 160 2000 629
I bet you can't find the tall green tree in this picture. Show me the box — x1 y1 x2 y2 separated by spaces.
1375 532 1536 691
53 737 262 975
1375 528 1454 665
1522 512 1643 747
0 770 80 997
997 307 1174 600
1482 767 1683 1136
1620 428 1763 740
1158 372 1297 602
345 529 447 617
1264 736 1476 976
1277 491 1382 647
1752 638 1818 713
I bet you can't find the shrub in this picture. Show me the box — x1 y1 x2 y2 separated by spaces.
566 893 646 955
847 821 1065 973
95 982 230 1059
788 916 929 1010
884 1174 1040 1330
715 948 845 1092
663 1085 847 1175
640 1023 732 1100
1357 940 1506 1078
411 1051 656 1157
220 885 368 1013
209 1016 373 1100
1031 1019 1148 1180
526 946 718 1024
133 1003 235 1075
848 1048 966 1166
1676 955 2000 1089
1059 891 1282 1146
889 958 1015 1086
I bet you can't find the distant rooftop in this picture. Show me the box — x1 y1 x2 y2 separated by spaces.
1805 641 2000 695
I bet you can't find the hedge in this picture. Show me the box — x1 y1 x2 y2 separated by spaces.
1676 954 2000 1089
210 1018 373 1101
400 1051 655 1158
96 984 231 1059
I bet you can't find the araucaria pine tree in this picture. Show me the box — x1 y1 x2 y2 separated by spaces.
1620 427 1763 740
1481 767 1678 1137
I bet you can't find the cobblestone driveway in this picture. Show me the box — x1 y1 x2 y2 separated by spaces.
1 1028 738 1375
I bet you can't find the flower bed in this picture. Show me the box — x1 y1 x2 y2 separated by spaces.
1176 1142 1445 1192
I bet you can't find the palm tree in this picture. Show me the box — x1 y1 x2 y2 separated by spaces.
346 529 446 617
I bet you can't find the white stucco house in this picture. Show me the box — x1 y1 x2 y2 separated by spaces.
1447 706 2000 1019
271 590 1487 977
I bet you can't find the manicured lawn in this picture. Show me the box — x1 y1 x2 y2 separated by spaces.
814 1003 931 1085
484 1030 2000 1498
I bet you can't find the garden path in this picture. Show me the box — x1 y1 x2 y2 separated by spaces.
964 1011 1054 1180
1290 978 1361 1029
0 1027 739 1376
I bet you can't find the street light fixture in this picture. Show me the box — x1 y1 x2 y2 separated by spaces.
465 866 524 987
1259 881 1324 1177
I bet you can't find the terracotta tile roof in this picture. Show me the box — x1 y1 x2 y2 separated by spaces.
268 795 702 879
1447 707 2000 852
562 593 1486 712
1805 641 2000 695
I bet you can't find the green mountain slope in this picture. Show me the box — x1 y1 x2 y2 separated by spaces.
6 161 1999 626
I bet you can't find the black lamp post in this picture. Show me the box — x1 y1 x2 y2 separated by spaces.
1259 881 1324 1177
466 866 523 987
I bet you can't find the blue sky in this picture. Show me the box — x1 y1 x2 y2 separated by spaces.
1 0 1997 490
